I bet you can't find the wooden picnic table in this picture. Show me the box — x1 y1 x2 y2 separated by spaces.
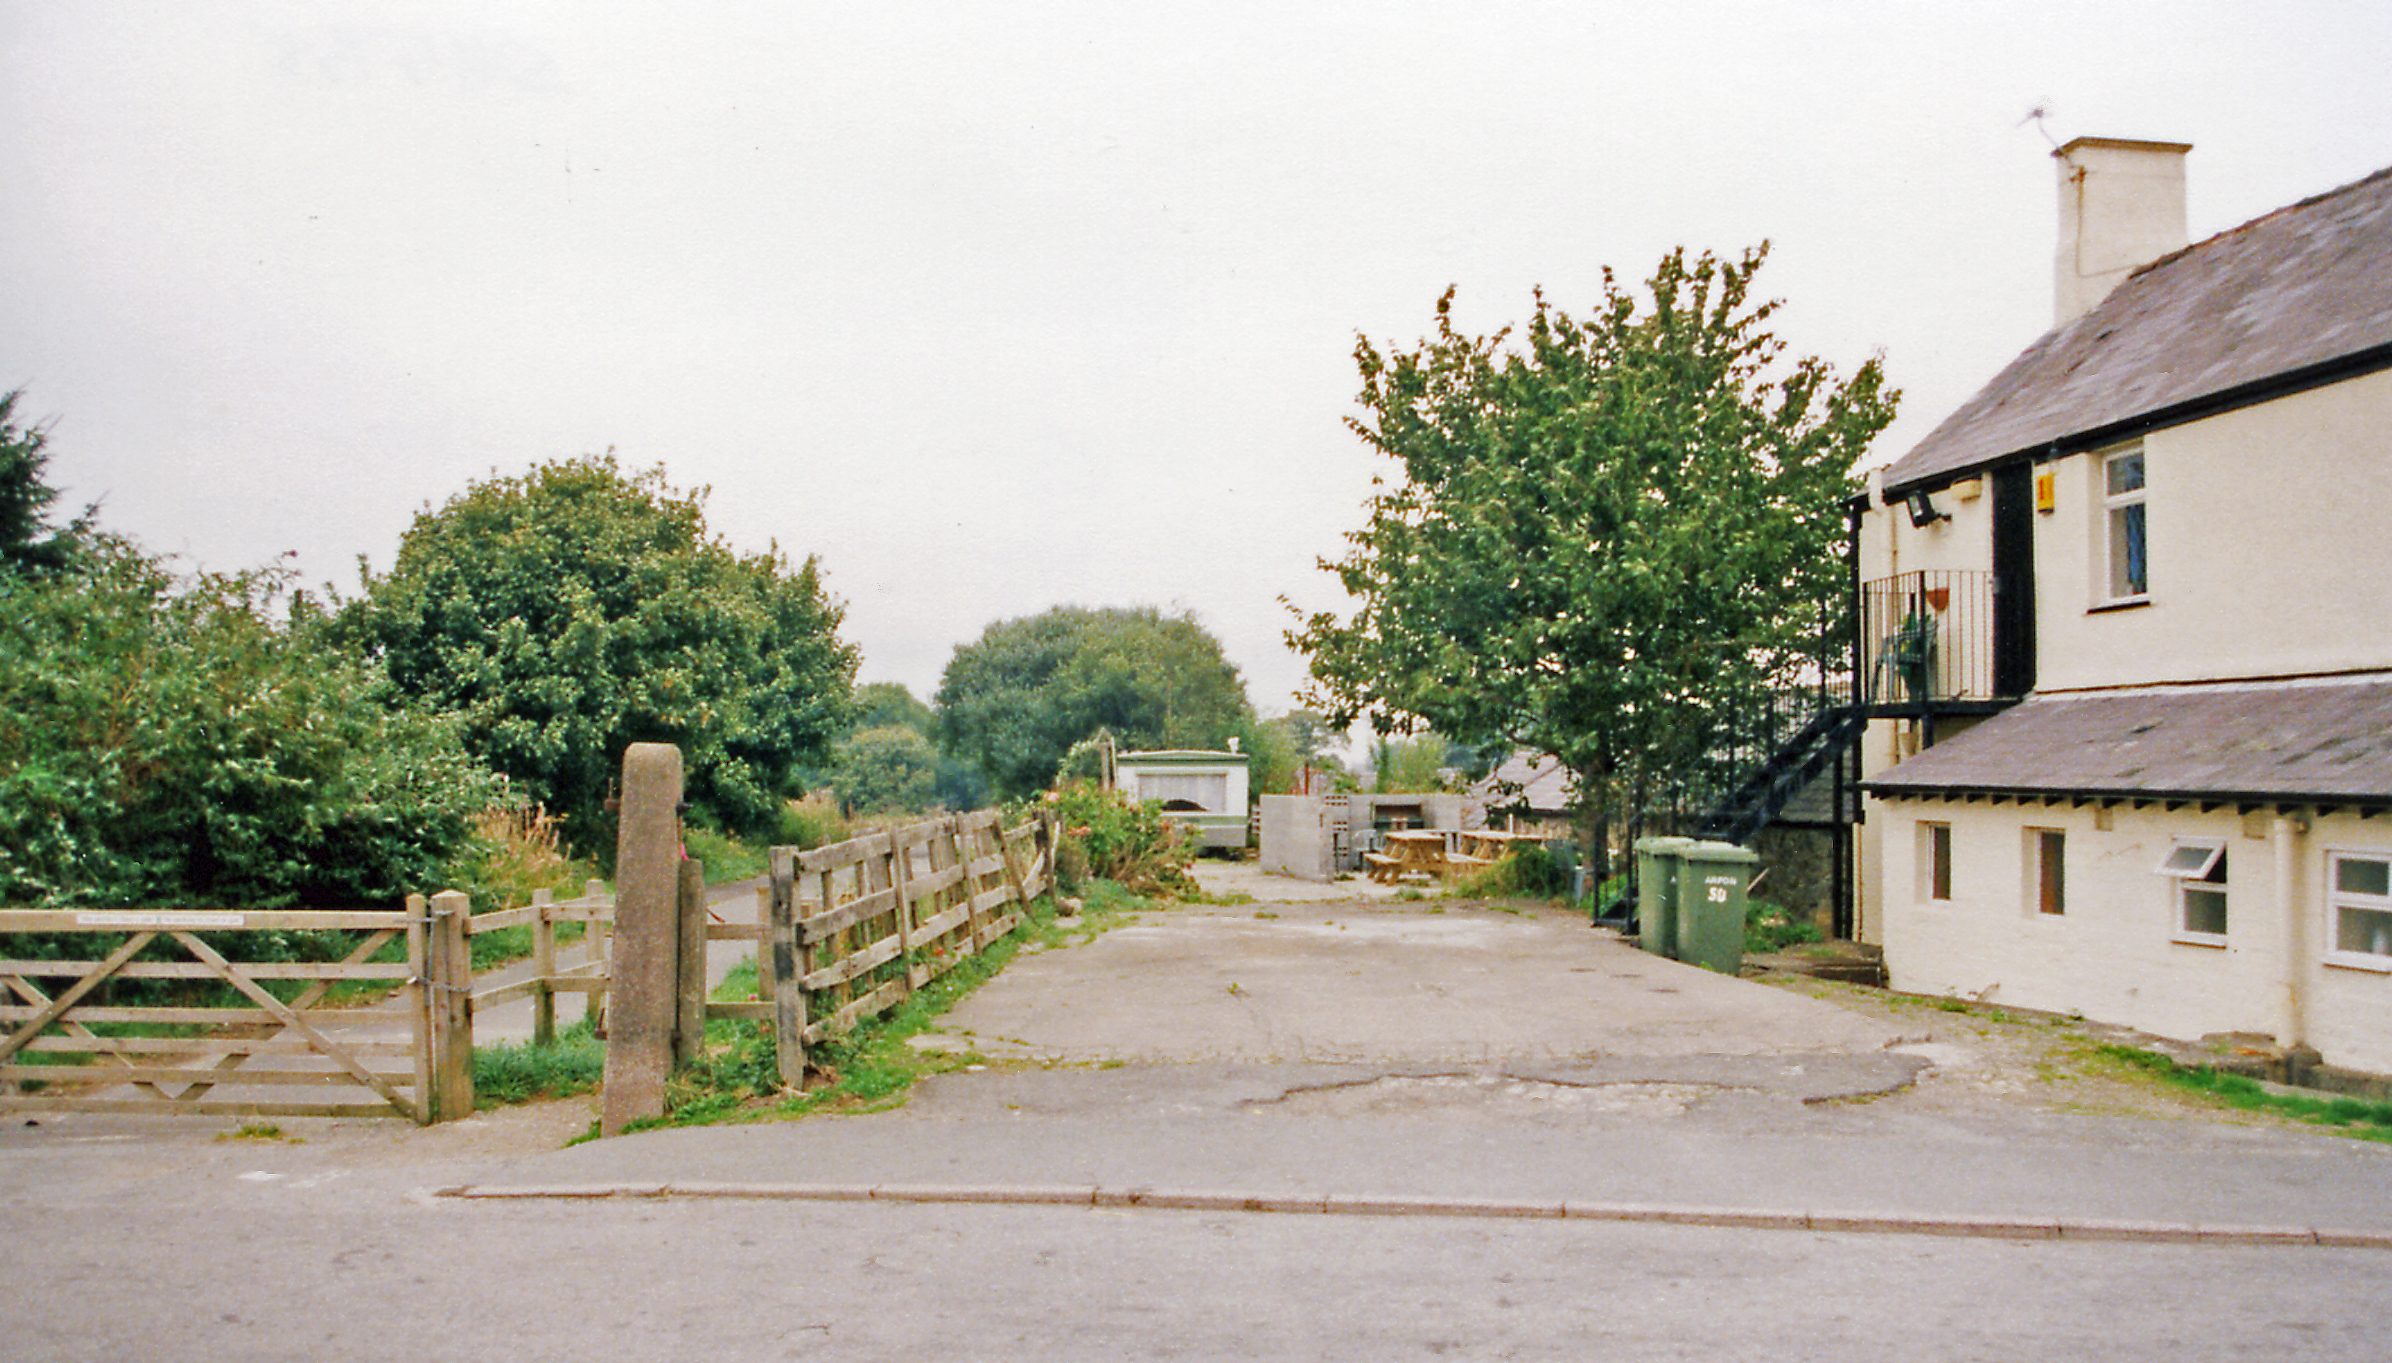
1455 829 1544 863
1367 829 1454 883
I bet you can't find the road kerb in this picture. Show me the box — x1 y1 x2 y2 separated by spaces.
876 1183 1094 1207
446 1182 668 1199
668 1180 876 1201
431 1183 2387 1247
1327 1194 1564 1219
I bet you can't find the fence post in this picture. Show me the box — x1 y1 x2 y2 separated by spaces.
887 830 915 1004
675 858 706 1068
767 844 805 1090
531 887 556 1047
957 816 989 949
996 819 1031 914
754 884 775 1004
429 889 474 1122
407 893 434 1125
601 742 683 1138
583 877 609 1030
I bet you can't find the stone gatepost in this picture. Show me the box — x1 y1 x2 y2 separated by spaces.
602 742 685 1136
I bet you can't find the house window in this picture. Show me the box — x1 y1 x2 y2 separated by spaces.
2158 841 2228 940
1920 821 1953 901
2102 447 2148 601
2028 828 2066 915
2327 852 2392 967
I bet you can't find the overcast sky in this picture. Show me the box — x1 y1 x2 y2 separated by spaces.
6 3 2389 715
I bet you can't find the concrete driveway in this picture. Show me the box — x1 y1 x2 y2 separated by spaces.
934 859 1913 1082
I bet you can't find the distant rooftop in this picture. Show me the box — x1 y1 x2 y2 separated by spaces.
1881 162 2392 495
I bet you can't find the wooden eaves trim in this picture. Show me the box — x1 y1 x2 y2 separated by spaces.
1865 783 2389 819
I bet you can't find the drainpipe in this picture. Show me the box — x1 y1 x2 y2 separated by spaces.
2274 810 2311 1056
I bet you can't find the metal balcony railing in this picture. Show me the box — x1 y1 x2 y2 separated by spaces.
1859 569 1997 706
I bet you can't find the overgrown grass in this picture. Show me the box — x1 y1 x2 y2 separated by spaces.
776 794 849 852
682 824 769 884
474 1020 606 1108
2096 1044 2392 1141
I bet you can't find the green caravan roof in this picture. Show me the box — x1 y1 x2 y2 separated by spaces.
1117 749 1251 768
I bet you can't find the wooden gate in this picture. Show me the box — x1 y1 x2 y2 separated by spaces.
0 906 437 1123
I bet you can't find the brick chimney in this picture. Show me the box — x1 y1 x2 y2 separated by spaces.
2053 136 2192 326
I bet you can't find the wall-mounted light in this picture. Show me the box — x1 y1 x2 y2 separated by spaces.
1905 489 1947 527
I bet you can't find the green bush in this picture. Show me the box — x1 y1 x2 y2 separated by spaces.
1045 783 1193 896
1745 898 1824 953
1450 842 1569 899
0 539 502 910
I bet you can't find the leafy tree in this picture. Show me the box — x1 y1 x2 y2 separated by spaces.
935 605 1256 802
343 455 858 843
1370 731 1459 793
0 391 92 579
830 724 941 816
850 681 934 735
0 539 501 907
1291 246 1896 876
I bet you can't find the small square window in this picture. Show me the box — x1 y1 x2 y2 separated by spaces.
2158 840 2228 940
2028 828 2065 915
2328 852 2392 966
1920 822 1953 901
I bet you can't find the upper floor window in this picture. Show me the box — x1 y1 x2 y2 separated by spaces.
2103 447 2148 601
2328 851 2392 969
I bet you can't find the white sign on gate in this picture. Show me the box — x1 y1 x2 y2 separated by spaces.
74 911 247 929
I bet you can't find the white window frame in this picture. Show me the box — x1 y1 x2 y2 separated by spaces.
2157 839 2228 945
2025 827 2066 917
2100 445 2149 604
2325 850 2392 972
1919 821 1953 902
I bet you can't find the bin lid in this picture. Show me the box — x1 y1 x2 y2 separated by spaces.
1676 839 1759 863
1633 836 1698 853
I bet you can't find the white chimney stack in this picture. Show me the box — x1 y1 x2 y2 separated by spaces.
2053 136 2192 326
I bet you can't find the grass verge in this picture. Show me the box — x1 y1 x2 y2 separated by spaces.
585 882 1157 1138
2096 1044 2392 1142
474 1020 606 1108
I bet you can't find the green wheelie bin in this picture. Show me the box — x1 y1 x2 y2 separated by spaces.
1633 837 1695 960
1674 840 1759 975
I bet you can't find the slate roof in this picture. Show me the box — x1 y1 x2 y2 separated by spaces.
1471 752 1576 817
1863 676 2392 808
1881 162 2392 495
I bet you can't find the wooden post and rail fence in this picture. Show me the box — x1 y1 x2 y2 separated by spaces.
0 744 1055 1129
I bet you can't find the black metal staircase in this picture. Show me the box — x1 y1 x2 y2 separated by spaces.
1694 704 1868 844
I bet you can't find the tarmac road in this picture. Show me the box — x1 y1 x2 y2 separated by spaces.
4 861 2389 1360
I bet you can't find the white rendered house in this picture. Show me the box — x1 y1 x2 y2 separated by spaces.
1853 140 2392 1078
